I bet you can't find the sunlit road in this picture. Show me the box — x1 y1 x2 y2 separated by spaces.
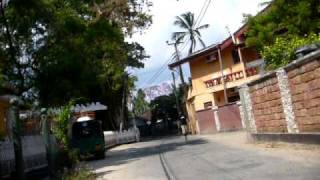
87 132 320 180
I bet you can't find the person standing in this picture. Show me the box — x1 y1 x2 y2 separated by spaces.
180 115 188 141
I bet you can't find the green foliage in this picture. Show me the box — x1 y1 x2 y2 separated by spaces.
62 166 96 180
261 33 320 70
53 101 74 148
151 95 177 122
0 0 151 127
172 11 209 54
244 0 320 50
52 101 82 172
150 86 184 122
132 89 149 117
90 0 153 36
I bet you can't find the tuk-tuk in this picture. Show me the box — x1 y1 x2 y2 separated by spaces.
71 116 105 159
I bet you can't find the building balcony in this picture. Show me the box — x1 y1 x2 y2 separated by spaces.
204 59 264 89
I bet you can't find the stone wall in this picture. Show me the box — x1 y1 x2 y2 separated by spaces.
240 50 320 134
287 58 320 132
249 76 287 133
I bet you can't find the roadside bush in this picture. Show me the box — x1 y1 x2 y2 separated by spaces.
51 101 81 174
62 166 96 180
261 33 320 70
53 101 74 148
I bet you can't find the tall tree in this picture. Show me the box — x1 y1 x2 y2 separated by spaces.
172 11 209 54
91 0 153 36
132 89 149 117
0 0 150 129
244 0 320 50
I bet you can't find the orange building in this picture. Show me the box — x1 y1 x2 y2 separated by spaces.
169 25 264 134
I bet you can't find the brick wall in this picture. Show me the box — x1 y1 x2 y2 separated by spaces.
287 59 320 132
249 76 287 133
240 50 320 134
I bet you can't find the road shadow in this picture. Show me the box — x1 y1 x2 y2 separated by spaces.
88 137 208 171
94 170 115 177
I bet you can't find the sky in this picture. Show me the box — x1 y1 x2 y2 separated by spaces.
129 0 264 89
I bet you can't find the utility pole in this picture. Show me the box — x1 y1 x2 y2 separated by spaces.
218 47 229 104
171 71 182 134
171 71 181 115
120 73 128 132
167 40 185 85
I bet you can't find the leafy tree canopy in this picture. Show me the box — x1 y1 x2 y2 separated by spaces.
150 85 184 122
172 11 209 54
262 33 320 70
150 94 177 122
244 0 320 50
132 89 149 117
0 0 151 128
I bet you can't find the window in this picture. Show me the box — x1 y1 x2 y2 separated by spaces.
237 34 246 44
204 101 213 109
228 95 240 103
231 49 240 64
72 120 102 138
227 88 240 103
205 53 217 63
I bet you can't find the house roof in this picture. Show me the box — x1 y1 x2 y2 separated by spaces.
168 24 247 69
168 43 219 69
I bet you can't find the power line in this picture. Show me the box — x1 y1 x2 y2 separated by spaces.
141 54 175 87
194 0 209 26
140 38 190 88
195 0 212 27
179 0 212 56
140 0 212 88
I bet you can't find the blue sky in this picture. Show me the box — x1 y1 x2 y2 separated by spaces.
129 0 264 89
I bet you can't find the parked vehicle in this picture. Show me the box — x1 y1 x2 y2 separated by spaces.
71 116 105 159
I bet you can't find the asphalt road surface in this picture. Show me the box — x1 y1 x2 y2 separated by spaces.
87 132 320 180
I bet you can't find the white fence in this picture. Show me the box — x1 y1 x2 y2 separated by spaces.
0 135 47 177
0 128 140 177
104 128 140 148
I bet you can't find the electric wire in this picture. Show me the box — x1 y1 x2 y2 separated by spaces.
141 0 212 88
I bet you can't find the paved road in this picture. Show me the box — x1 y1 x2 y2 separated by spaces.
87 132 320 180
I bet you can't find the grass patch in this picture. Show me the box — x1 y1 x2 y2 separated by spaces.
62 166 96 180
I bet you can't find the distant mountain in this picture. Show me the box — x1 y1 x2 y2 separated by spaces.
143 82 173 102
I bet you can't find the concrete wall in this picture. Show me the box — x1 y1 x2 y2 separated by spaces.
192 93 214 111
0 135 47 177
186 100 198 134
240 50 320 134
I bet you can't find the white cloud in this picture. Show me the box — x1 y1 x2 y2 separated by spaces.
130 0 263 88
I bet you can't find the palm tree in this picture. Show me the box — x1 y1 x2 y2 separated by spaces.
172 11 209 54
